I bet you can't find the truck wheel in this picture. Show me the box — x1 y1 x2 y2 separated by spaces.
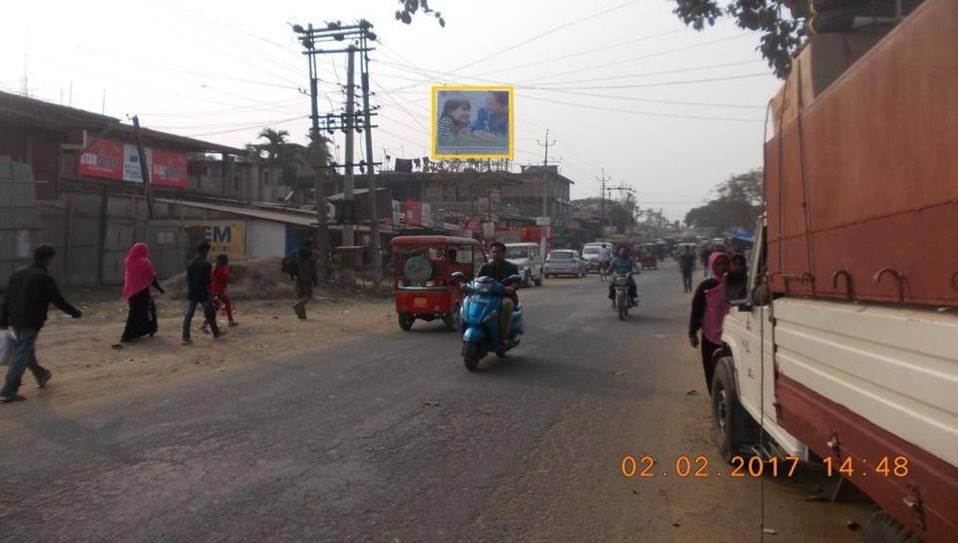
711 357 745 462
860 511 921 543
534 274 543 287
398 313 414 331
463 343 481 371
522 272 531 288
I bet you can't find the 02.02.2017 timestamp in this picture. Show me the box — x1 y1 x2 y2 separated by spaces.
620 454 801 479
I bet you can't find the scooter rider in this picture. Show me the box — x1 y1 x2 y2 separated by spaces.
477 241 519 348
607 247 638 307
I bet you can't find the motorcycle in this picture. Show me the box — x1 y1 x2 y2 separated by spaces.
451 272 524 371
613 273 636 320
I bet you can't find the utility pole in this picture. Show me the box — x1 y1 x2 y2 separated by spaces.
131 115 156 220
343 46 356 248
598 169 608 221
358 20 383 283
295 20 382 283
302 22 331 282
536 129 556 167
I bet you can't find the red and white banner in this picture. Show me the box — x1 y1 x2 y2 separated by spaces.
78 138 123 181
79 137 188 189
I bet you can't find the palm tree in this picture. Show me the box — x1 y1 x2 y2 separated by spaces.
257 128 290 166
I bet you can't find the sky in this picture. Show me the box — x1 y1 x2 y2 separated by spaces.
0 0 782 220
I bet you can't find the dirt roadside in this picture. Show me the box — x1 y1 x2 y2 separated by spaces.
1 287 397 411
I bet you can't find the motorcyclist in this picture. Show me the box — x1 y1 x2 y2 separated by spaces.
607 247 638 307
598 243 612 276
477 241 519 348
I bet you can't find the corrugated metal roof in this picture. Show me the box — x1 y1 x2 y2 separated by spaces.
157 198 316 226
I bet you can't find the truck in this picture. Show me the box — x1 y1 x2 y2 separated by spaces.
714 0 958 541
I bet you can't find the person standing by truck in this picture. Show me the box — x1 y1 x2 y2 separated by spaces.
688 252 731 394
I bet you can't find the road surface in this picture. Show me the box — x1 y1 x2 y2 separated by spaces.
0 261 874 542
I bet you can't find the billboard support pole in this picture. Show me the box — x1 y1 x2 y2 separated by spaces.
131 115 156 220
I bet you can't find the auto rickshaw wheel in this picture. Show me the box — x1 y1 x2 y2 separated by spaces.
398 313 414 331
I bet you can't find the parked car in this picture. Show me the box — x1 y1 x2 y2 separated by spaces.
544 250 586 278
505 242 543 287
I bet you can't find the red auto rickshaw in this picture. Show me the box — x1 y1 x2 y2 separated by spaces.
391 236 487 331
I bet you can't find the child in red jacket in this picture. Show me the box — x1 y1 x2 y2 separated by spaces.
202 254 237 332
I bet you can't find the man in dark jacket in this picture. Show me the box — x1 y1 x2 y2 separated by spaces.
1 244 82 403
181 241 220 344
292 240 318 320
477 242 519 347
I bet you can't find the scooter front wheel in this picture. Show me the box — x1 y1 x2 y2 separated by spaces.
463 342 481 371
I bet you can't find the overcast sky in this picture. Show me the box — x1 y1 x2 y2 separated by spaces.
0 0 781 220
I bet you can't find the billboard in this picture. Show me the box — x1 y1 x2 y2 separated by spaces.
431 85 513 159
78 137 188 188
78 138 123 180
180 221 247 258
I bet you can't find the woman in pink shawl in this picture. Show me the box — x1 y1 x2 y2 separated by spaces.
119 242 165 343
688 251 731 395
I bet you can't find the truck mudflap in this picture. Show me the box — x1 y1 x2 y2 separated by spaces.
777 374 958 542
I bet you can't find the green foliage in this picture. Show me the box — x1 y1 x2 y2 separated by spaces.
672 0 805 78
685 169 762 231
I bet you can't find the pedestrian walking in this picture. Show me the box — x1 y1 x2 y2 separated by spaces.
202 254 237 333
118 242 164 344
181 241 221 345
701 246 713 279
0 244 82 403
678 245 696 293
291 240 318 320
688 251 731 395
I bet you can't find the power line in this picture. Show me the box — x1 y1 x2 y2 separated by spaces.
523 86 764 109
465 28 683 79
521 94 763 123
180 115 305 138
527 59 764 87
450 0 641 74
525 72 770 91
519 34 753 84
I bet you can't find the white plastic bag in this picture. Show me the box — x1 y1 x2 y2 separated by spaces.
0 329 15 367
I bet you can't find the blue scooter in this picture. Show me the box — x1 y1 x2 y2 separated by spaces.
451 272 524 371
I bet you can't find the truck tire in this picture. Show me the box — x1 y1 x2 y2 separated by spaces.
534 273 543 287
711 357 748 462
860 511 921 543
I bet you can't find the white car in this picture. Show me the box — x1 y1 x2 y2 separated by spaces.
505 242 544 287
544 250 587 278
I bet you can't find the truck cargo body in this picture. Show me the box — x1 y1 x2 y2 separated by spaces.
722 221 958 541
765 0 958 307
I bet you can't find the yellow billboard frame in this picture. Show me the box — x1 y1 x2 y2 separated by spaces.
431 85 514 160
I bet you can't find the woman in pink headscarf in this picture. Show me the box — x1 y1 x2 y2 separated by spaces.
119 242 165 343
688 251 731 395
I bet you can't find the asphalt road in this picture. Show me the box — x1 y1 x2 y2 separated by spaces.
0 261 874 542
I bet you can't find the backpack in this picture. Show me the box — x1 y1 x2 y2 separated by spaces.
281 253 299 278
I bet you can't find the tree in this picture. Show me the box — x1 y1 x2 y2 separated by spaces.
672 0 806 78
256 128 290 165
395 0 445 27
684 169 762 231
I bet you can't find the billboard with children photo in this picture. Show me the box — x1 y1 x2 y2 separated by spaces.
431 85 514 159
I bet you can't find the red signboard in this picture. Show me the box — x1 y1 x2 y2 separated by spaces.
77 137 187 189
78 138 123 181
404 201 422 226
151 148 188 188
